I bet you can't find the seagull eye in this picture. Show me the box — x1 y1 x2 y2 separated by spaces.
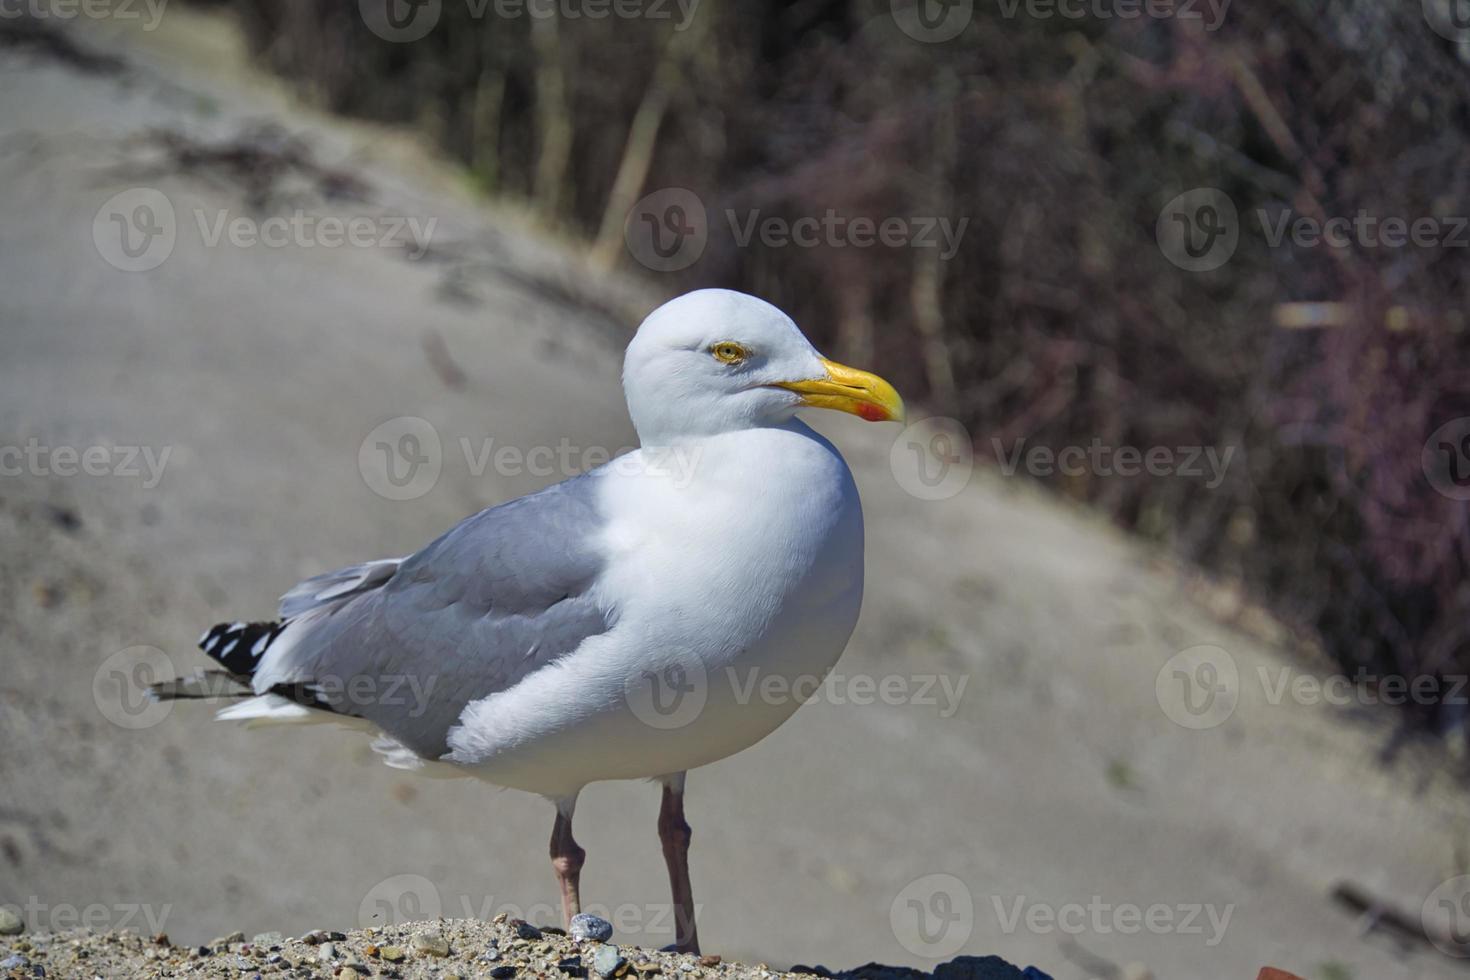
710 342 750 365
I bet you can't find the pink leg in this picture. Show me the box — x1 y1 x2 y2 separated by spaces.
658 773 700 954
549 800 586 927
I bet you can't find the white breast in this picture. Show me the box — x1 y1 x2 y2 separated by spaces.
450 421 865 797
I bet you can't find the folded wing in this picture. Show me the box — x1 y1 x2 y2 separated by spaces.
250 473 614 760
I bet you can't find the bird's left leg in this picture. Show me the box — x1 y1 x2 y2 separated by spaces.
658 772 700 955
549 795 586 927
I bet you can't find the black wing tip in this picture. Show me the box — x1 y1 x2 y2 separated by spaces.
198 620 286 676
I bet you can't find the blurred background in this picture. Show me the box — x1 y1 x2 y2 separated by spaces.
2 1 1470 978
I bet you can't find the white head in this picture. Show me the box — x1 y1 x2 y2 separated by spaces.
623 289 904 445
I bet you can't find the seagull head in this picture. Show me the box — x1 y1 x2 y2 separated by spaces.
623 289 905 445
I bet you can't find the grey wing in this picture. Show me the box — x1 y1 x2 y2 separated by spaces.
255 472 614 759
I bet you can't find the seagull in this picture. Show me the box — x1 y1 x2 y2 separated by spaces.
153 288 905 953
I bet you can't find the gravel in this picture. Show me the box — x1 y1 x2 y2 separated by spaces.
0 918 1050 980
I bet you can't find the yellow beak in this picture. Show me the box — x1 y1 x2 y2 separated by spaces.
773 358 906 423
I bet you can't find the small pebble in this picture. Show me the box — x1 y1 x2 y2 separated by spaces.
699 955 722 967
412 931 450 957
0 909 25 936
380 945 407 962
318 942 338 963
340 969 365 980
569 914 613 943
593 945 627 979
211 931 245 947
490 966 517 979
514 919 543 941
0 954 30 970
251 931 283 948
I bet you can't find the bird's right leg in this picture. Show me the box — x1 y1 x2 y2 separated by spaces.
549 796 586 928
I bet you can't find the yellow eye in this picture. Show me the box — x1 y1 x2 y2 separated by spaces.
711 342 749 365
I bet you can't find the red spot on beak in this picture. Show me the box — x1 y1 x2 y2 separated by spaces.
856 403 888 422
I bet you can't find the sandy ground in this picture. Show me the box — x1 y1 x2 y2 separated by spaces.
1 8 1469 980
